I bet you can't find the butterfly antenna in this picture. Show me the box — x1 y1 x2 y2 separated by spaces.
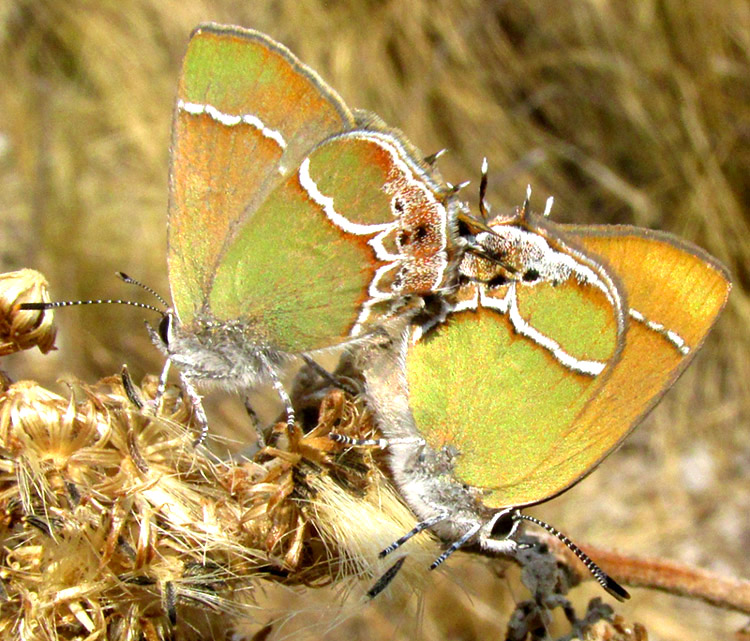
19 272 166 316
20 298 164 315
478 157 490 222
117 272 169 308
514 512 630 602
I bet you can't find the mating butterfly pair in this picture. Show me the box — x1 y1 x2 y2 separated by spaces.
25 23 731 601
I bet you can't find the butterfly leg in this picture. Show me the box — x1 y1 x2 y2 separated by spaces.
300 354 359 395
423 148 446 166
328 433 387 448
261 357 296 436
328 433 425 448
430 522 481 569
379 512 448 558
154 357 171 414
242 397 266 449
119 360 172 418
178 373 210 447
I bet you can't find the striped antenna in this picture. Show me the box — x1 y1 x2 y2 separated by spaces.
117 272 168 308
19 272 166 316
514 512 630 602
20 299 163 314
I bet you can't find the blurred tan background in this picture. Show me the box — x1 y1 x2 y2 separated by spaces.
1 1 748 639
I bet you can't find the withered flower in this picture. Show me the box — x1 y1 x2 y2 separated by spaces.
0 269 57 356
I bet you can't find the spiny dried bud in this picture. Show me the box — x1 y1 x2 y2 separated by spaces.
0 269 57 356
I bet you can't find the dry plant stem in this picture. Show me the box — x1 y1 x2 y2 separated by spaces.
536 532 750 615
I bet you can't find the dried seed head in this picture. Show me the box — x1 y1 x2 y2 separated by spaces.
0 365 432 639
0 269 57 356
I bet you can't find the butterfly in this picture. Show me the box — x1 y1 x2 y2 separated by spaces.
361 184 731 598
14 23 468 441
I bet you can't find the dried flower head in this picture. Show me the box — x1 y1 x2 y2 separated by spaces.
0 269 57 356
0 365 434 640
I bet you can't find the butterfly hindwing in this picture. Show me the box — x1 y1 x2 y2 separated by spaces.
207 131 458 352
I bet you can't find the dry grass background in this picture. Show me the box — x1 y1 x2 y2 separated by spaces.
0 1 748 639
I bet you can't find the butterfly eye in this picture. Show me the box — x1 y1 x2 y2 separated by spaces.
158 314 171 346
488 509 519 540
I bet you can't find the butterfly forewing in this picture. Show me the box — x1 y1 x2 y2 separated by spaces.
168 23 355 326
